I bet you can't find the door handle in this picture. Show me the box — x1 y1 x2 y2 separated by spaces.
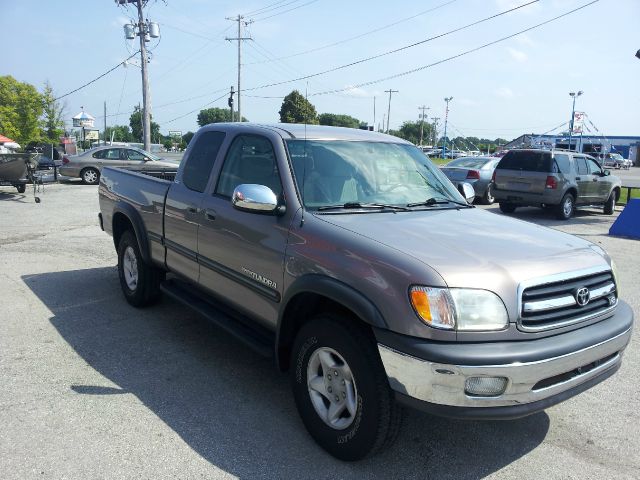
205 208 216 220
187 206 198 214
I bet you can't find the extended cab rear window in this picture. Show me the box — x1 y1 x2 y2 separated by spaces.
497 151 552 172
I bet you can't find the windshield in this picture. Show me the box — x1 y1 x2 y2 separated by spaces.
285 140 463 209
610 153 623 160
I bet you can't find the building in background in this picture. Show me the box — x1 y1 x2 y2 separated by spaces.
505 133 640 164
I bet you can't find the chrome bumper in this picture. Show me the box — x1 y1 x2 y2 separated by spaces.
378 327 631 409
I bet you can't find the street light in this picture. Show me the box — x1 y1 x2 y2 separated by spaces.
442 97 453 159
568 91 583 151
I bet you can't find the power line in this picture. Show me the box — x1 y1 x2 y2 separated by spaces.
244 0 458 66
307 0 599 97
239 0 541 94
242 0 292 16
54 51 140 101
163 92 228 125
251 0 321 21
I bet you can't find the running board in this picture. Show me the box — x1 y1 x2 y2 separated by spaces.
160 278 274 358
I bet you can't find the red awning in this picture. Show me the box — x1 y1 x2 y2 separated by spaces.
0 134 15 143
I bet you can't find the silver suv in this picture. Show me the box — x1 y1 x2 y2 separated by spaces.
492 149 622 219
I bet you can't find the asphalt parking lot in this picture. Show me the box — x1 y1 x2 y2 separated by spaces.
0 177 639 479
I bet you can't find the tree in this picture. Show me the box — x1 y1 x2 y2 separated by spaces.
0 75 43 146
129 105 159 143
162 139 173 151
318 113 362 129
196 107 243 126
104 125 132 142
279 90 318 124
388 120 434 146
182 131 195 145
40 81 65 143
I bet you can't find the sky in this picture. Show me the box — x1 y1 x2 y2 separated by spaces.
2 0 639 142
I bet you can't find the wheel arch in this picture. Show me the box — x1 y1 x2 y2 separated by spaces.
565 187 578 200
276 275 387 371
112 201 151 264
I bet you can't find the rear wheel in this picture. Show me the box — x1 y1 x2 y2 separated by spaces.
555 193 575 220
604 191 616 215
117 230 164 307
481 184 495 205
15 184 26 194
499 202 516 214
290 314 402 461
81 167 100 185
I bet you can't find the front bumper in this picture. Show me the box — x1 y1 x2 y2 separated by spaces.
376 301 633 419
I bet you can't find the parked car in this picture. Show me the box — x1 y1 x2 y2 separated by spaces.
59 146 179 184
441 156 500 204
492 149 621 219
99 124 632 460
596 152 626 169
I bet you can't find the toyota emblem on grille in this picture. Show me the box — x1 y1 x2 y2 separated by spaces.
575 287 590 306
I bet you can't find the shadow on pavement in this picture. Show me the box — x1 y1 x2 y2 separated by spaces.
23 266 549 479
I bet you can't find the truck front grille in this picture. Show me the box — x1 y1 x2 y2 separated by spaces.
519 270 617 332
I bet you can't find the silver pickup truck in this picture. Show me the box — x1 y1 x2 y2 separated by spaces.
98 123 633 461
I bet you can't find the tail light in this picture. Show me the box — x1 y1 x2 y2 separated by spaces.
62 155 70 164
491 170 497 183
545 176 557 189
466 170 480 179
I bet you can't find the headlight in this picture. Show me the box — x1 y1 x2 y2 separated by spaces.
410 286 508 331
610 259 621 296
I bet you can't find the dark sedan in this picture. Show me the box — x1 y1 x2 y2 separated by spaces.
440 156 500 204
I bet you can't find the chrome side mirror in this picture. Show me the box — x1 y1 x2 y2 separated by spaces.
232 184 280 214
459 182 476 204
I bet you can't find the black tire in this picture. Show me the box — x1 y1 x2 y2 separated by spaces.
499 202 516 214
290 314 402 461
481 184 495 205
555 193 575 220
81 167 100 185
117 230 164 307
15 184 26 194
604 191 616 215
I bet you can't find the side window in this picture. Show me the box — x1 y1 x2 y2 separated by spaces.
575 157 588 175
587 158 602 174
215 134 282 198
92 150 104 159
126 149 146 161
554 154 570 174
182 131 226 193
103 149 122 160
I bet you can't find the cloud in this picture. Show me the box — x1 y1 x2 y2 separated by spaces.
515 34 536 47
507 47 528 62
494 87 515 99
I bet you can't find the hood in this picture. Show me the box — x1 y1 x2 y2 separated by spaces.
314 208 608 290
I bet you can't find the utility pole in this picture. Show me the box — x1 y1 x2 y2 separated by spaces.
568 90 583 151
431 117 440 147
226 15 253 122
135 0 151 151
418 105 430 146
228 86 235 122
442 97 453 159
373 96 376 131
118 1 160 152
103 101 107 146
384 89 398 133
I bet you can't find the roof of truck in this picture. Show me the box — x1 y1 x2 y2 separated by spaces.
201 122 412 143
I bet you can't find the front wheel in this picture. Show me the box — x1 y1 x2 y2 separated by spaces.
604 191 616 215
555 193 575 220
117 230 164 307
291 314 402 461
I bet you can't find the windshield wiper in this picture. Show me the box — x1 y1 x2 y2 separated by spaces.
317 202 410 212
406 197 473 208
